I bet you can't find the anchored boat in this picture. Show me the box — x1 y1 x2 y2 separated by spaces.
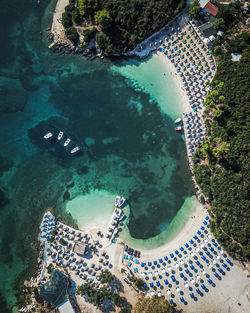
115 196 126 208
70 146 80 154
44 132 53 139
174 118 182 124
64 138 71 147
175 126 183 131
58 131 63 140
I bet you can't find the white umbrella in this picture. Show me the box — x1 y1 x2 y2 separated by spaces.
175 263 179 268
212 260 216 265
150 291 155 296
191 279 195 284
148 272 152 278
202 270 206 275
196 275 200 280
176 287 180 292
180 260 184 265
216 255 220 260
207 234 211 239
204 239 208 244
184 282 189 288
158 291 162 297
195 248 200 252
191 252 194 257
141 272 145 277
220 250 224 255
208 264 212 269
185 256 189 261
161 268 166 273
167 266 172 271
167 289 171 295
200 244 204 248
155 271 159 276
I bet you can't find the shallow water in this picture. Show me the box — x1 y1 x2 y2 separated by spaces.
0 0 194 311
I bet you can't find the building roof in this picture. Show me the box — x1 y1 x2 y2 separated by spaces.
73 242 87 256
203 2 219 16
58 300 75 313
200 0 210 8
40 270 69 307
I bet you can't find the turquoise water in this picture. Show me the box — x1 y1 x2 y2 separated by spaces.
0 1 194 311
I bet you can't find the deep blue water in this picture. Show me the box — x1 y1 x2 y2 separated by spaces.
0 0 194 311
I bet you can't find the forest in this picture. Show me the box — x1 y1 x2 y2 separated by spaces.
193 30 250 260
62 0 186 54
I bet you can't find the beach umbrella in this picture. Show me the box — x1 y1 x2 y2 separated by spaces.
167 266 172 271
148 262 152 267
180 273 184 278
202 270 206 275
208 264 212 269
202 256 206 261
148 272 152 278
190 252 194 257
196 275 200 280
161 268 166 274
154 260 158 265
167 289 171 295
175 263 179 268
180 260 184 265
150 282 154 287
185 269 189 274
190 265 195 270
154 271 159 276
184 282 189 288
150 291 155 296
164 256 168 261
158 291 162 297
185 256 189 261
156 281 160 287
191 279 195 284
176 287 180 292
159 258 163 263
141 272 146 277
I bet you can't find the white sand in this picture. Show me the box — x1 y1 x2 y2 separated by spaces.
51 0 69 41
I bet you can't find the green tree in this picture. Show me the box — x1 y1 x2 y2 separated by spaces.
62 12 72 28
135 278 144 290
189 0 201 19
214 18 225 30
99 269 113 284
94 9 111 30
77 0 97 16
72 8 82 24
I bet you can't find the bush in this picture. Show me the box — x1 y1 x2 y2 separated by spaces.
83 27 97 44
62 12 72 28
189 0 201 19
99 269 113 284
135 278 144 290
72 8 82 24
65 27 79 44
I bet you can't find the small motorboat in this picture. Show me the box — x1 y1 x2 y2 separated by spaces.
174 118 182 124
44 132 53 139
70 146 80 154
64 138 71 147
58 131 63 140
175 126 183 131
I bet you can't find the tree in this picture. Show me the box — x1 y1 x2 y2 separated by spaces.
214 18 225 30
94 9 111 30
99 269 113 284
62 12 72 28
72 8 82 24
134 295 171 313
77 0 98 16
189 0 201 19
135 278 144 290
65 27 79 44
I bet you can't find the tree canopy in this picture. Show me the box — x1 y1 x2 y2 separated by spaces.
193 33 250 260
188 0 201 19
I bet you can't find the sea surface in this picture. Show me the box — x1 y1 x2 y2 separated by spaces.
0 0 194 311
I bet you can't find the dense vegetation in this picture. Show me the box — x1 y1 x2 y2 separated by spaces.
62 0 186 54
193 26 250 260
188 0 201 19
134 295 171 313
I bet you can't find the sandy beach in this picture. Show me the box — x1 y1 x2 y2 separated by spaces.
51 0 69 42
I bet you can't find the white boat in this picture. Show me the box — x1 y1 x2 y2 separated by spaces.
44 132 53 139
70 146 80 154
115 196 126 208
174 118 182 124
58 131 63 140
64 138 71 147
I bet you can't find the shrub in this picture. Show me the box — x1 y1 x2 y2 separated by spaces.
65 27 79 44
62 12 72 28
